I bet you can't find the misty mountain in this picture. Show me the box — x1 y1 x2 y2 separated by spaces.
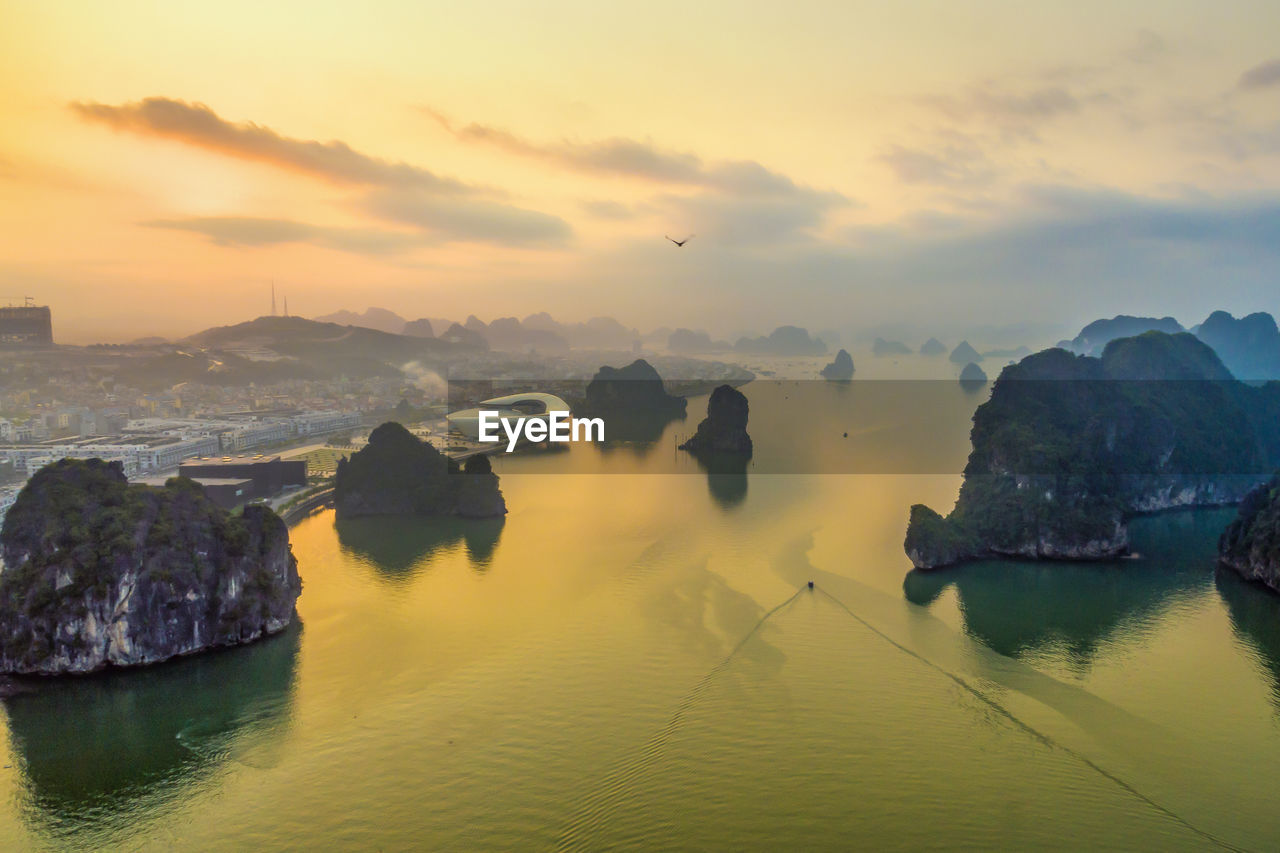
313 307 408 335
178 315 472 384
734 326 827 357
983 345 1032 361
523 313 639 350
402 318 435 338
1195 311 1280 380
1060 310 1280 380
1062 315 1184 356
668 328 730 354
482 317 570 353
872 337 912 356
949 341 982 364
439 322 488 350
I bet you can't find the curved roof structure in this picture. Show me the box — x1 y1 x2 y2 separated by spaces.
446 393 572 440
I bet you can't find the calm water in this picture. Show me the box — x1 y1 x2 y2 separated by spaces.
4 379 1280 850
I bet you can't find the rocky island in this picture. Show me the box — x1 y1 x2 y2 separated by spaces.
0 458 300 675
580 358 687 418
680 384 753 456
335 421 506 518
1219 476 1280 592
821 349 855 380
958 361 987 389
905 332 1280 569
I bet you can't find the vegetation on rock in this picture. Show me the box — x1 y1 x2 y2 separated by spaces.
905 332 1280 569
680 385 753 456
1220 475 1280 592
0 458 300 674
334 421 506 518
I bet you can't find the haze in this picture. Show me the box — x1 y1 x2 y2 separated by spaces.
1 1 1278 344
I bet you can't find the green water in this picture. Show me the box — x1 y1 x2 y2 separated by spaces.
3 381 1280 850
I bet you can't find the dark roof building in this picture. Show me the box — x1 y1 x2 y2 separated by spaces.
178 454 306 499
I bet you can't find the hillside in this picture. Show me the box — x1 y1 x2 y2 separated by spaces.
905 332 1280 569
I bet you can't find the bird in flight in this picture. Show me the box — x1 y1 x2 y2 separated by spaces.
665 234 695 247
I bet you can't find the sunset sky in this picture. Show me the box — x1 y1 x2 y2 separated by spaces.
2 1 1279 343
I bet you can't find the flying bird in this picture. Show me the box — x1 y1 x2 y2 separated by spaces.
665 234 694 247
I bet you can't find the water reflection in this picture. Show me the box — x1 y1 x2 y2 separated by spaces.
3 623 300 838
1217 568 1280 710
597 410 686 457
336 515 506 577
904 510 1232 668
690 452 749 509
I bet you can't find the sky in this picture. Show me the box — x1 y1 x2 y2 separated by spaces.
1 0 1279 344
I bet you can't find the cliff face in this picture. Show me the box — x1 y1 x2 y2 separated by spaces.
905 332 1280 570
0 459 300 675
680 384 753 456
334 421 506 519
1219 476 1280 592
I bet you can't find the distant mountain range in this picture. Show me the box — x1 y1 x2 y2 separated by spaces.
734 326 827 357
313 307 410 335
1061 311 1280 379
105 315 483 389
312 308 640 353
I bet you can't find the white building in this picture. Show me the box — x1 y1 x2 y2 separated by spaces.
137 436 221 471
219 420 291 451
291 410 362 437
0 446 141 476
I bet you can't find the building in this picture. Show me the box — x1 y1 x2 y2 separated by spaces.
218 421 292 451
178 455 307 500
0 304 53 347
192 477 256 509
291 410 363 437
136 436 221 471
0 445 141 476
137 475 255 509
0 433 219 476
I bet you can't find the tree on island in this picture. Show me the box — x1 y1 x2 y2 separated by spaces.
334 422 506 519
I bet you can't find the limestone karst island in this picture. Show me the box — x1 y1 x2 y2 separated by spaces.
5 3 1280 849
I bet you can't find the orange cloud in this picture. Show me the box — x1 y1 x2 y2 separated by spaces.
73 97 480 194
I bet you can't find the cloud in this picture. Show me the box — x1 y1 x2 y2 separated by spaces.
656 192 845 246
78 98 575 248
423 109 850 244
577 184 1280 340
923 85 1082 125
143 216 435 254
360 189 571 246
1120 29 1168 65
1238 59 1280 91
424 108 847 200
878 138 998 188
580 199 641 220
74 97 478 194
